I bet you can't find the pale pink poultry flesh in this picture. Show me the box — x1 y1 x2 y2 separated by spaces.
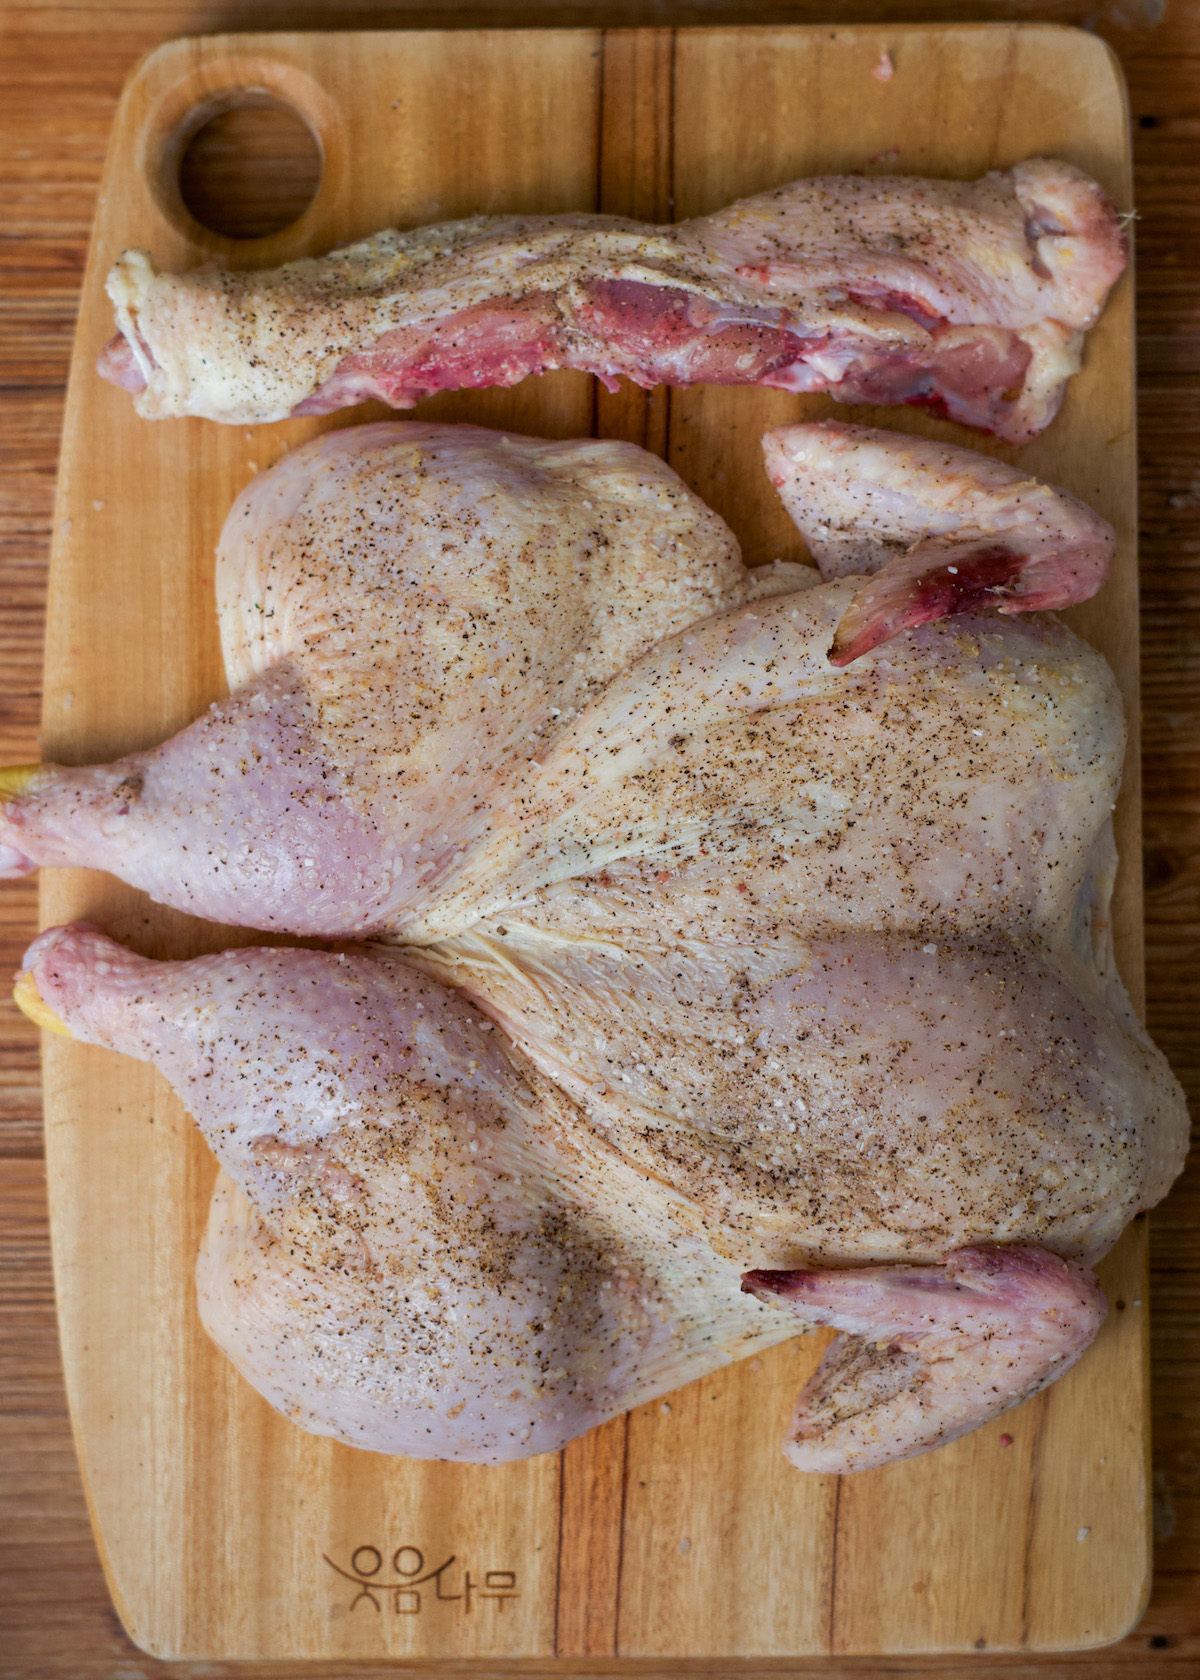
764 420 1117 664
0 420 1117 923
0 424 748 924
11 421 1188 1470
23 923 787 1462
98 159 1125 443
742 1247 1105 1472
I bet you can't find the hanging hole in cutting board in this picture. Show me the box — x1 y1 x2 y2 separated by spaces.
177 93 322 239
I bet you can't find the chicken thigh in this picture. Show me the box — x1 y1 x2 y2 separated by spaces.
98 159 1125 442
19 915 1127 1470
9 421 1188 1472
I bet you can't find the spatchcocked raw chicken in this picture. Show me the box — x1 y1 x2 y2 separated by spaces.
97 159 1125 443
9 422 1187 1472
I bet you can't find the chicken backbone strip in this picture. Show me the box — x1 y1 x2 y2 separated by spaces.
98 158 1125 443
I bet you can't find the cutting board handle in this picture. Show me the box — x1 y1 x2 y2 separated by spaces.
126 38 346 259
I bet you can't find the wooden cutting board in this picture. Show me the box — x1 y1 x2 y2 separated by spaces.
38 22 1146 1662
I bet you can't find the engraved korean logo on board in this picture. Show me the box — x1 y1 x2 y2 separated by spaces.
323 1544 519 1615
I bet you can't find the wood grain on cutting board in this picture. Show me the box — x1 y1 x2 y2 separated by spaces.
39 23 1145 1661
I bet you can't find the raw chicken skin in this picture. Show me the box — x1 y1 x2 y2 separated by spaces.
22 924 788 1460
0 423 1117 938
0 424 744 933
742 1247 1105 1471
98 159 1125 442
9 421 1188 1471
763 421 1117 663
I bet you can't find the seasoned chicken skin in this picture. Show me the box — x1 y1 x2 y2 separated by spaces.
743 1248 1106 1471
9 421 1187 1471
0 422 1116 929
764 421 1117 663
98 159 1125 442
22 925 792 1460
0 425 745 928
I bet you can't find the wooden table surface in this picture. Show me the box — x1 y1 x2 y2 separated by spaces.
1 1 1196 1676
